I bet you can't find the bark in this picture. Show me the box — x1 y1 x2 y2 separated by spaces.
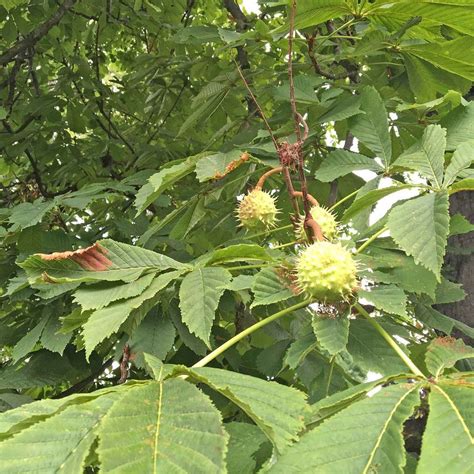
437 191 474 337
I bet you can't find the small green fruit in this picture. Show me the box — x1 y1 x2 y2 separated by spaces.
296 206 338 241
296 241 357 301
237 189 278 229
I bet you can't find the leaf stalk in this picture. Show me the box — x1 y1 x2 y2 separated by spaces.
354 303 425 377
193 299 312 368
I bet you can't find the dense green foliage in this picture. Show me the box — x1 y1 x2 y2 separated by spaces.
0 0 473 472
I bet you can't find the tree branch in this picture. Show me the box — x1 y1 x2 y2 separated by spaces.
2 120 49 198
0 0 77 66
223 0 257 116
306 33 351 80
223 0 250 30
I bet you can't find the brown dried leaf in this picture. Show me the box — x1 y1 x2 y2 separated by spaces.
36 243 113 271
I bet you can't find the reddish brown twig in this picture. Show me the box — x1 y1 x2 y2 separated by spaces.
235 62 300 215
235 1 324 240
256 166 283 189
288 1 302 143
288 1 322 241
292 191 319 207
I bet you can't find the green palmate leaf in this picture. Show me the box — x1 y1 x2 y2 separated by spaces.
396 90 463 114
179 267 232 344
443 141 474 187
40 314 71 355
434 278 466 305
449 214 474 236
415 303 454 334
0 389 114 438
226 274 254 291
178 89 229 136
20 239 187 284
312 313 349 355
168 303 208 356
404 37 474 82
0 351 84 391
98 378 228 473
17 227 72 256
441 102 474 150
11 317 48 362
83 270 183 358
134 154 202 214
169 197 206 240
394 125 446 189
142 353 170 380
306 376 402 428
348 319 408 376
425 337 474 378
73 272 156 310
251 267 294 308
450 177 474 193
358 284 408 317
274 76 323 104
415 304 474 340
402 53 471 103
129 310 176 366
0 394 120 472
0 394 32 414
316 93 361 123
256 340 290 377
138 205 187 246
417 383 474 473
33 281 80 300
174 366 307 453
225 422 269 474
58 184 119 210
348 86 392 167
388 192 450 278
386 2 474 36
284 333 317 370
58 308 86 335
387 257 438 298
316 149 384 182
8 199 56 232
269 383 420 473
274 0 349 33
202 244 273 266
342 184 416 222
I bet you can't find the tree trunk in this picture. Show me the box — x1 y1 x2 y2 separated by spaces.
437 191 474 339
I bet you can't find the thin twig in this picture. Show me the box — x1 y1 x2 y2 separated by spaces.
288 1 301 143
234 61 280 152
256 166 283 189
2 120 49 198
288 1 322 241
0 0 78 66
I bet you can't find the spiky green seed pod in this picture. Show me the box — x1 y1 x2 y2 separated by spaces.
296 206 338 241
237 189 278 229
296 241 357 301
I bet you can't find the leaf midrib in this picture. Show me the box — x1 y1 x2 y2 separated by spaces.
152 368 164 474
362 386 417 474
434 385 473 444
